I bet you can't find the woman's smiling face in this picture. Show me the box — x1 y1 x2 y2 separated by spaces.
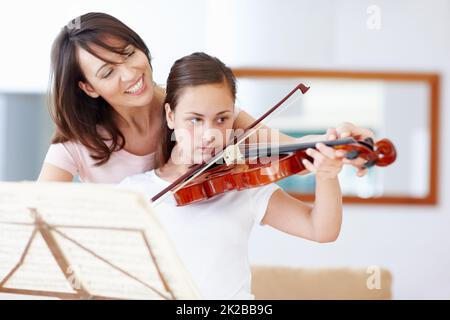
165 82 235 164
76 38 154 109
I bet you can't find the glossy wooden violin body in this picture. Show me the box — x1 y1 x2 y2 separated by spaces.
172 137 397 206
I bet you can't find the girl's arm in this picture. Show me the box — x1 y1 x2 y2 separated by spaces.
261 143 343 243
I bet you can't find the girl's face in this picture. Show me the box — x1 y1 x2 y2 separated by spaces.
165 82 235 164
77 38 154 109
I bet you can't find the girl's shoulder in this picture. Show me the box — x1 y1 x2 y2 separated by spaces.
120 170 155 184
118 170 165 199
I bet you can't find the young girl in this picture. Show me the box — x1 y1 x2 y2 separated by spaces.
120 52 344 299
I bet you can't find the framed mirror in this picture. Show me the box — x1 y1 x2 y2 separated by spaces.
233 69 440 205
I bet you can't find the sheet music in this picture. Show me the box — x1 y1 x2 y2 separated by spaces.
0 182 201 300
0 223 75 294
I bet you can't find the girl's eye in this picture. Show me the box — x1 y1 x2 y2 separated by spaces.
126 50 136 58
190 118 202 125
217 117 229 124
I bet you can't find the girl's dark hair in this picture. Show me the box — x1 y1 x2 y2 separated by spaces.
49 12 152 165
158 52 236 167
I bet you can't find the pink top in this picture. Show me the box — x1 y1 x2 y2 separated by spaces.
43 139 156 183
43 107 241 183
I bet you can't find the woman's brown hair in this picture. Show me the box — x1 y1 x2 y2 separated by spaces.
49 12 152 165
158 52 236 167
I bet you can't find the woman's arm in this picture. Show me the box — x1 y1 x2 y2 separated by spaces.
37 143 78 182
38 163 74 182
261 143 343 243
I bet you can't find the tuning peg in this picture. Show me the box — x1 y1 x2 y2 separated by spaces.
364 137 374 147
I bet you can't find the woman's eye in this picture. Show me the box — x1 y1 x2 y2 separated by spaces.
103 69 113 79
126 50 136 58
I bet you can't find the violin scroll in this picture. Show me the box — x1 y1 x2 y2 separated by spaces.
339 137 397 169
373 138 397 167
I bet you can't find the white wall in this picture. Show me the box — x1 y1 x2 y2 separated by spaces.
204 0 450 299
0 0 207 92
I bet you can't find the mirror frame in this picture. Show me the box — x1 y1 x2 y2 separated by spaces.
232 68 440 205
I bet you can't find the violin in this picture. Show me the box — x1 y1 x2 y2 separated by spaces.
170 137 396 206
151 83 397 207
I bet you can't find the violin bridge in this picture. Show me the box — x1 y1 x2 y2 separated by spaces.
223 144 244 165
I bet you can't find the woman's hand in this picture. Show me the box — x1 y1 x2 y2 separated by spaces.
301 143 344 180
325 122 375 177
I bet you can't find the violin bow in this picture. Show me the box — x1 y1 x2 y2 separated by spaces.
150 83 310 207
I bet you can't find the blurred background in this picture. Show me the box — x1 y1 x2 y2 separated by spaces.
0 0 449 299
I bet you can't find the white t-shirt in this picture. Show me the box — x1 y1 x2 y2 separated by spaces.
119 170 279 299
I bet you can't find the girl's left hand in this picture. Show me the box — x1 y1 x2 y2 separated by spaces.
302 143 344 180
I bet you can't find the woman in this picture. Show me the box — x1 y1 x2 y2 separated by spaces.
119 52 343 299
38 12 372 183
